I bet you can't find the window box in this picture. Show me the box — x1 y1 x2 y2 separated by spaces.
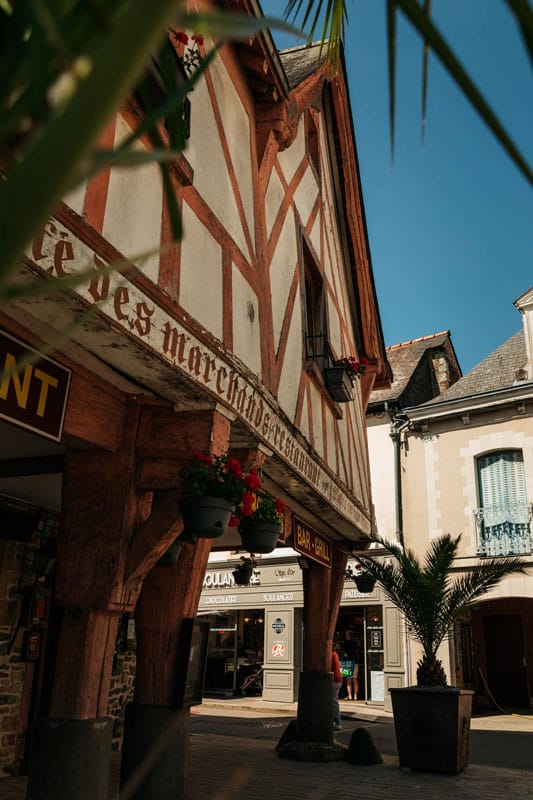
324 365 354 403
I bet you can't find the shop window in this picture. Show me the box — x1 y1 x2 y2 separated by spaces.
474 450 532 556
365 606 384 702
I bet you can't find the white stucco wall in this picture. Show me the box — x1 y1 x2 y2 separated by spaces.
179 203 223 339
102 115 163 282
367 416 398 540
265 168 286 240
232 265 261 376
276 297 303 419
185 62 252 262
63 180 87 216
269 211 298 351
277 118 305 184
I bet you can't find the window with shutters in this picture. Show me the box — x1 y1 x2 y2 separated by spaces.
474 450 532 556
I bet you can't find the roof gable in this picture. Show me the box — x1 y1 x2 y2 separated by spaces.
423 329 526 404
369 331 461 408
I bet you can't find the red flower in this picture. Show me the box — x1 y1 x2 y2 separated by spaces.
275 499 285 513
241 491 256 516
192 450 204 461
192 33 204 46
226 458 243 478
229 515 240 527
174 30 189 44
245 472 261 491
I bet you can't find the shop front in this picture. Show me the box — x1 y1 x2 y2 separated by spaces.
202 609 265 696
198 557 304 703
199 554 406 708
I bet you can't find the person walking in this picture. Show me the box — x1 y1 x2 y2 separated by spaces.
346 663 359 700
331 649 343 730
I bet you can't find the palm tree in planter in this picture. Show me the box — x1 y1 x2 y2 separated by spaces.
356 533 526 774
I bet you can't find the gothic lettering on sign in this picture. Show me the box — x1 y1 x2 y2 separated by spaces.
26 221 371 534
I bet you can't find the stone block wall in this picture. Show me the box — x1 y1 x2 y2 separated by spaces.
108 650 136 750
0 538 29 776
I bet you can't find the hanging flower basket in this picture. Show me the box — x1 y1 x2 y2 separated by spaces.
354 573 376 593
324 366 354 403
240 521 282 554
232 484 285 555
179 452 249 538
179 496 235 538
232 555 257 586
345 565 377 593
233 566 254 585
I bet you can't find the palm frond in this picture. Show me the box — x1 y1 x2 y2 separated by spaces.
421 0 431 140
283 0 533 185
356 534 527 664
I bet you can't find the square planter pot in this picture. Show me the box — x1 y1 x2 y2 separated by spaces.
324 366 354 403
390 686 473 774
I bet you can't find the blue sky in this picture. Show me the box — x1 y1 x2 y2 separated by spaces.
262 0 533 374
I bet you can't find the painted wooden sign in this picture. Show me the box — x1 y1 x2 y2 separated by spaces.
292 516 332 568
0 329 71 442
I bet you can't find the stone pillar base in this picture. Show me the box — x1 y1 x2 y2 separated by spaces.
26 717 112 800
296 670 333 743
120 703 189 800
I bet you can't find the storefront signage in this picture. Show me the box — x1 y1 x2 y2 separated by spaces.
204 595 237 605
271 643 285 657
262 592 294 603
293 517 332 567
271 617 286 634
274 566 296 581
0 329 71 442
203 569 260 589
27 219 372 535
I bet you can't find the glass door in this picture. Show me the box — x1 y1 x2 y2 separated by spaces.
204 614 237 695
365 606 384 702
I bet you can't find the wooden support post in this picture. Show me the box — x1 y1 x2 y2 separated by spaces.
296 544 347 746
121 408 232 800
28 403 233 800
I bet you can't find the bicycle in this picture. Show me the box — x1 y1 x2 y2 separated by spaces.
240 665 263 695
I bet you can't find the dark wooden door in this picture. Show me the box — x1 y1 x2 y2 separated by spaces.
484 613 529 708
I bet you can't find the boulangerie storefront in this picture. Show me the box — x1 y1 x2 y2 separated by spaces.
198 552 407 709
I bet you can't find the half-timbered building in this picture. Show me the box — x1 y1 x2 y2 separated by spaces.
0 4 389 796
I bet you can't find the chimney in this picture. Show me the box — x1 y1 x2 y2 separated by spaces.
431 349 451 394
514 287 533 381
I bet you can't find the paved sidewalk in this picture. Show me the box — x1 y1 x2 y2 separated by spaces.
2 701 532 799
201 695 533 732
3 730 532 800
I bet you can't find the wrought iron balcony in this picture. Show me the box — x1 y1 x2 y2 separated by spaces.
473 502 532 556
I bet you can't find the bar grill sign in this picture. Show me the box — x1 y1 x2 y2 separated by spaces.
0 329 71 442
292 516 332 568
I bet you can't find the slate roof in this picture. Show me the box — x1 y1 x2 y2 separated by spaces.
369 331 456 406
278 43 326 89
423 329 526 404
